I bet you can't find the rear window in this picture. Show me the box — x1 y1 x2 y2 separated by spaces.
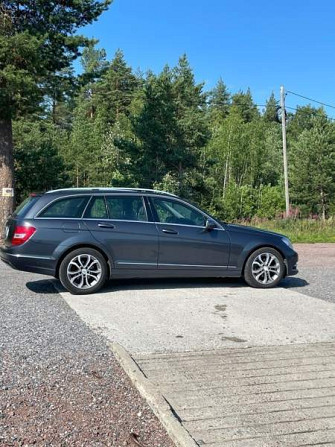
38 196 90 218
13 195 41 218
105 196 147 221
84 197 108 219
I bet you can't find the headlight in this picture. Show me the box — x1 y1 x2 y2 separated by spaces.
281 237 293 249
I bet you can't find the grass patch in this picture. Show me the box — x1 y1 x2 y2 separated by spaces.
238 218 335 243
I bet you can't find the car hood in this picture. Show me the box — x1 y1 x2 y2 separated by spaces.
223 222 285 239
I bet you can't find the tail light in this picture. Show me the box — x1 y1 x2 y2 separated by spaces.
12 225 36 246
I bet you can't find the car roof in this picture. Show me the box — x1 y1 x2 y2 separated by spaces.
45 187 178 198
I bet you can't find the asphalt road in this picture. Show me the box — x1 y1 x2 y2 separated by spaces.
282 243 335 303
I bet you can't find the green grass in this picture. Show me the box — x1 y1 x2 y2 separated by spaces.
238 218 335 243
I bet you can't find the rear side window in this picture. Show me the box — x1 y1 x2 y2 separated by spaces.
13 195 41 218
83 197 108 219
38 196 90 218
105 196 147 221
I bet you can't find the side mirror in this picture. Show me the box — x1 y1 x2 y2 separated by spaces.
205 218 217 231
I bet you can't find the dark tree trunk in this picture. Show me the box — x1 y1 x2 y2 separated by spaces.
0 119 15 236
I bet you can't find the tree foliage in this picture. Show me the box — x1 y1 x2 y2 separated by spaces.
0 0 112 232
5 37 335 221
0 0 111 119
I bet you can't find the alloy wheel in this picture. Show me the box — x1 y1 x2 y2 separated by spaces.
251 252 281 285
66 254 102 290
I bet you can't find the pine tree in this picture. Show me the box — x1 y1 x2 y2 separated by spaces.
13 120 70 202
0 0 111 232
96 50 140 125
208 78 231 125
263 93 279 122
231 88 259 123
121 56 209 196
81 42 109 84
290 116 335 218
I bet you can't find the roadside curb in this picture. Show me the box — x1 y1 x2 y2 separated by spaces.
109 342 199 447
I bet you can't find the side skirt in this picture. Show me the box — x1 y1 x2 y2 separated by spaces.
110 268 242 279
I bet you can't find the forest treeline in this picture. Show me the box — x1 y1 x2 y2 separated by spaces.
13 47 335 221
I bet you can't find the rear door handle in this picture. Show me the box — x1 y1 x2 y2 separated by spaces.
98 222 115 229
162 228 178 235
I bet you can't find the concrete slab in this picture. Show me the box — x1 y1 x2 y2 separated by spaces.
57 281 335 446
134 343 335 447
57 282 335 353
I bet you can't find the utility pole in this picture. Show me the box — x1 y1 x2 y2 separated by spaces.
280 86 290 217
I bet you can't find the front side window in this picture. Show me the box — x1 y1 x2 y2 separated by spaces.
105 196 147 222
38 196 90 218
152 198 206 227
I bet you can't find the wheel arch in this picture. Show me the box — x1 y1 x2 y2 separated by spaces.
55 244 112 279
241 244 287 277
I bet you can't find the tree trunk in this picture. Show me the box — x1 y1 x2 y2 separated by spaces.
0 119 15 236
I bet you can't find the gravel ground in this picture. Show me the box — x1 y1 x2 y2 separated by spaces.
0 262 174 447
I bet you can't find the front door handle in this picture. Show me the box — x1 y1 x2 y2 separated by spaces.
98 222 115 229
162 228 178 235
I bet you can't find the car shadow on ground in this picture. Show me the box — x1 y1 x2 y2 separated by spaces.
26 279 60 294
25 277 247 294
26 275 309 295
282 276 309 288
104 277 247 292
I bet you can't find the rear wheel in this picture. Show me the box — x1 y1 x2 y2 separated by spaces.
59 248 108 295
244 247 285 288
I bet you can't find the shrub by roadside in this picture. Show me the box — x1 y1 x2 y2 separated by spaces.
238 218 335 243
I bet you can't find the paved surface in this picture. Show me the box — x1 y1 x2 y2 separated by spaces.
58 281 335 353
57 243 335 446
282 244 335 303
135 343 335 446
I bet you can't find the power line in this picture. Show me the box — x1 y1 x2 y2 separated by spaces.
231 101 335 122
286 90 335 111
216 98 335 122
285 105 335 122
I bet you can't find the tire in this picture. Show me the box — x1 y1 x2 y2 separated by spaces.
244 247 285 288
59 248 108 295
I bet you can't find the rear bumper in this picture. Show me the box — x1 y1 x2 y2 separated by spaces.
0 246 56 276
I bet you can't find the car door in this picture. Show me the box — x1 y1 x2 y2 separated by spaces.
83 195 159 270
149 196 231 274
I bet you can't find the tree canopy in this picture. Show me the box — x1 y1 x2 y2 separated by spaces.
8 44 335 221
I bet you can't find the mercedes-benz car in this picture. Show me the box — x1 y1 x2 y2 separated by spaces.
0 188 298 294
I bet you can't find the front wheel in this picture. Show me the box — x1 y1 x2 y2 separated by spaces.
244 247 285 288
59 248 108 295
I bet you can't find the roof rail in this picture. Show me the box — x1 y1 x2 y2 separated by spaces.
45 187 178 197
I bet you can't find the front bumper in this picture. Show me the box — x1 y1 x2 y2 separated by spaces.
285 250 299 276
0 246 56 276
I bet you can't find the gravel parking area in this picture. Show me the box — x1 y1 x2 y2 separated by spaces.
0 262 174 447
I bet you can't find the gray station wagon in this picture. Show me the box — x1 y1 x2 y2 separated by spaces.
0 188 298 294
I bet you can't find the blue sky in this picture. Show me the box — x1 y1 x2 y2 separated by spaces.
81 0 335 117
